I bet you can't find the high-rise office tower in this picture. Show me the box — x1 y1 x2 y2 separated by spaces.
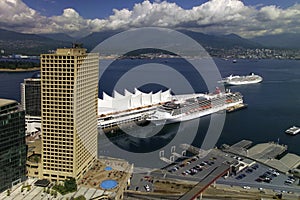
0 99 27 192
40 45 99 182
21 72 41 117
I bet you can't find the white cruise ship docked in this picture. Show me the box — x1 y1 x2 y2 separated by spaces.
219 73 263 85
147 88 244 125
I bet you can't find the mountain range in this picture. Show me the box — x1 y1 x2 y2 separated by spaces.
0 28 299 55
0 29 71 55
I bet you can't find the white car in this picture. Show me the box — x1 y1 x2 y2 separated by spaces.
273 171 280 176
243 186 251 189
144 184 150 192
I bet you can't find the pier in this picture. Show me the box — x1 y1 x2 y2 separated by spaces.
247 142 287 161
221 140 294 173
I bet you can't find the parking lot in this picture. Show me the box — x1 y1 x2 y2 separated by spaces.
128 149 300 196
128 150 230 193
225 162 298 188
166 154 222 179
128 173 154 193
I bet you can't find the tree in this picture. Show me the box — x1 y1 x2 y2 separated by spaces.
33 155 39 163
64 178 77 192
75 195 86 200
53 190 57 198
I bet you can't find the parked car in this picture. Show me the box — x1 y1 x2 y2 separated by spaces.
251 164 259 169
144 185 150 192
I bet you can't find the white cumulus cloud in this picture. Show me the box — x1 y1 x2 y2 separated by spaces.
0 0 42 29
0 0 299 38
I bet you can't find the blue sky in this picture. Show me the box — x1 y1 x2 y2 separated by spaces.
1 0 300 38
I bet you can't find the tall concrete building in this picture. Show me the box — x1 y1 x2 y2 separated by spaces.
0 99 27 192
40 45 99 182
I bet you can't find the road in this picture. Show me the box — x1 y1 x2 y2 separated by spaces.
217 179 300 194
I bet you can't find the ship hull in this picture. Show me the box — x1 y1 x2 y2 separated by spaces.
149 100 243 125
225 79 262 86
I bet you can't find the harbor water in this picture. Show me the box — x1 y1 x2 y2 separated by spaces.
0 58 299 156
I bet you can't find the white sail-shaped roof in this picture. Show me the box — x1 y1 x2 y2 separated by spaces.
98 89 173 115
98 98 114 115
152 90 161 104
142 92 152 106
134 88 142 95
161 89 171 102
98 99 112 108
114 90 124 99
131 94 142 108
112 96 130 111
124 89 133 96
103 92 113 101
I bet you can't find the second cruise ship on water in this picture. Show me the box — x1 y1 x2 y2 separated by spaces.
147 88 244 125
219 73 263 86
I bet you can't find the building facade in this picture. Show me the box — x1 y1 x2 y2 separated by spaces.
0 99 27 192
21 72 41 117
21 73 42 136
40 46 99 182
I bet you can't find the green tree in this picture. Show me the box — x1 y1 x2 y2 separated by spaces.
75 195 86 200
53 190 58 198
64 178 77 192
33 155 39 163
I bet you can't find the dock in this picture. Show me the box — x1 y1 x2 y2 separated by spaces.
221 140 252 156
247 142 287 161
221 140 294 173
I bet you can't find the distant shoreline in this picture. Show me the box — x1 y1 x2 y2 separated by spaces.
0 67 40 72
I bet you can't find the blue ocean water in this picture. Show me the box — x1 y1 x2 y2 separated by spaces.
0 58 299 156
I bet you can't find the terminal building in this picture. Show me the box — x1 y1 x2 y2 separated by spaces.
98 88 171 115
98 89 172 130
0 99 27 192
40 45 99 182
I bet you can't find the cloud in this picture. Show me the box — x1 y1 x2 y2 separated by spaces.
0 0 42 29
0 0 299 38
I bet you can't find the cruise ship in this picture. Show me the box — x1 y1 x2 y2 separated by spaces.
219 73 263 86
285 126 300 135
147 88 244 125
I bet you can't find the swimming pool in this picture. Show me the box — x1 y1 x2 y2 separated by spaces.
100 180 118 190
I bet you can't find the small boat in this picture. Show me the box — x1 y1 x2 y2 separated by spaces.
226 103 248 113
285 126 300 135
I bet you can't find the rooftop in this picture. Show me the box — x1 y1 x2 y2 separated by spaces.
0 98 16 107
